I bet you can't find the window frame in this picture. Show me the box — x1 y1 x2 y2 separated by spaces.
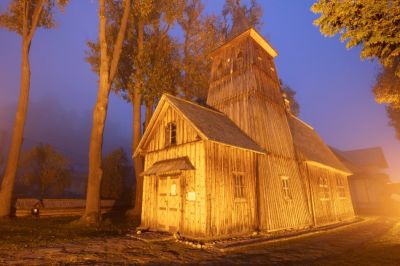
319 177 330 201
233 172 246 201
165 122 177 147
281 176 292 200
336 177 346 199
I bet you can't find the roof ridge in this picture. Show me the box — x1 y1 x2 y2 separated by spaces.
164 93 227 116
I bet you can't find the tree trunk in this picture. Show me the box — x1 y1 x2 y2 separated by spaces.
144 100 154 130
82 0 110 224
82 0 131 225
133 17 145 218
0 41 31 218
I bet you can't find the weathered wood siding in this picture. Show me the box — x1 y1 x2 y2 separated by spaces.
204 142 258 237
140 105 207 237
207 35 312 232
302 164 354 226
144 104 200 151
258 155 312 231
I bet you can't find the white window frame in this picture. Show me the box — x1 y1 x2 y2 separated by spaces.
281 176 292 200
233 172 246 201
319 177 330 201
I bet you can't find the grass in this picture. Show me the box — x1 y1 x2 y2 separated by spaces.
0 214 136 250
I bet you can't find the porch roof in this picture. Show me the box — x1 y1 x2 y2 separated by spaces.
140 157 195 176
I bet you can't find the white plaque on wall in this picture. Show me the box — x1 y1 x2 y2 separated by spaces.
187 192 196 201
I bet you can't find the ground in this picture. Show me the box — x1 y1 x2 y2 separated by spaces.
0 216 399 265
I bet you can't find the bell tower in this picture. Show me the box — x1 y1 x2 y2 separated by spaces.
207 28 293 156
207 28 312 231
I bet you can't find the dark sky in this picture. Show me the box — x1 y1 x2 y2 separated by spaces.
0 0 399 180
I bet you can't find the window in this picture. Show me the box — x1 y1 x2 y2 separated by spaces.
281 176 291 200
233 173 246 199
170 182 177 196
165 122 177 147
319 177 330 201
337 177 346 198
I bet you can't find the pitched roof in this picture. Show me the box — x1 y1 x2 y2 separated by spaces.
209 28 278 58
166 95 265 153
288 115 351 174
332 147 388 170
135 94 265 156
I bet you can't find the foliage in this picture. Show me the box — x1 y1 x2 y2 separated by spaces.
222 0 263 39
179 0 223 101
280 80 300 116
311 0 400 77
374 61 400 139
374 61 400 109
101 148 130 200
386 106 400 140
85 0 183 104
19 144 72 198
0 0 69 35
312 0 400 139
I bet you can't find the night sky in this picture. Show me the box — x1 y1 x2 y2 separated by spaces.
0 0 399 180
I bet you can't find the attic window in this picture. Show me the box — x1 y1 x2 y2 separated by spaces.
281 176 292 200
319 177 330 201
336 177 346 198
233 172 246 199
165 122 177 147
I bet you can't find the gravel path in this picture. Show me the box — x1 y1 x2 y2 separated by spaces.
0 217 397 265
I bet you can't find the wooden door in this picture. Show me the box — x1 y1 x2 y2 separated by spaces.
157 175 181 232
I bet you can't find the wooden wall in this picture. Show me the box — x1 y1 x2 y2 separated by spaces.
207 36 313 232
204 142 258 237
258 155 313 231
144 104 200 151
140 105 207 237
301 164 355 226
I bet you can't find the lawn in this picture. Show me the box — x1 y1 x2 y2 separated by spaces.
0 215 135 250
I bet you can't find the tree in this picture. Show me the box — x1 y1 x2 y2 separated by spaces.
280 80 300 116
311 0 400 77
386 106 400 140
222 0 263 39
101 148 130 200
130 0 184 217
83 0 131 225
312 0 400 139
86 0 184 218
374 62 400 139
0 0 69 218
374 61 400 109
18 144 72 198
179 0 223 101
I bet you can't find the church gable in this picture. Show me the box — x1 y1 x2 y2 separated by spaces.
136 98 201 155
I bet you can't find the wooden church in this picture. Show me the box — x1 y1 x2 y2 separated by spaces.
134 28 355 239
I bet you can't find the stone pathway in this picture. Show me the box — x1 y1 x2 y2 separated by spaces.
0 217 397 265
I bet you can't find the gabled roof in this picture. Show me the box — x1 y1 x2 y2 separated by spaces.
332 147 388 170
134 94 265 156
288 115 351 175
209 28 278 58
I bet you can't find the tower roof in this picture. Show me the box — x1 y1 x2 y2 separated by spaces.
209 28 278 58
